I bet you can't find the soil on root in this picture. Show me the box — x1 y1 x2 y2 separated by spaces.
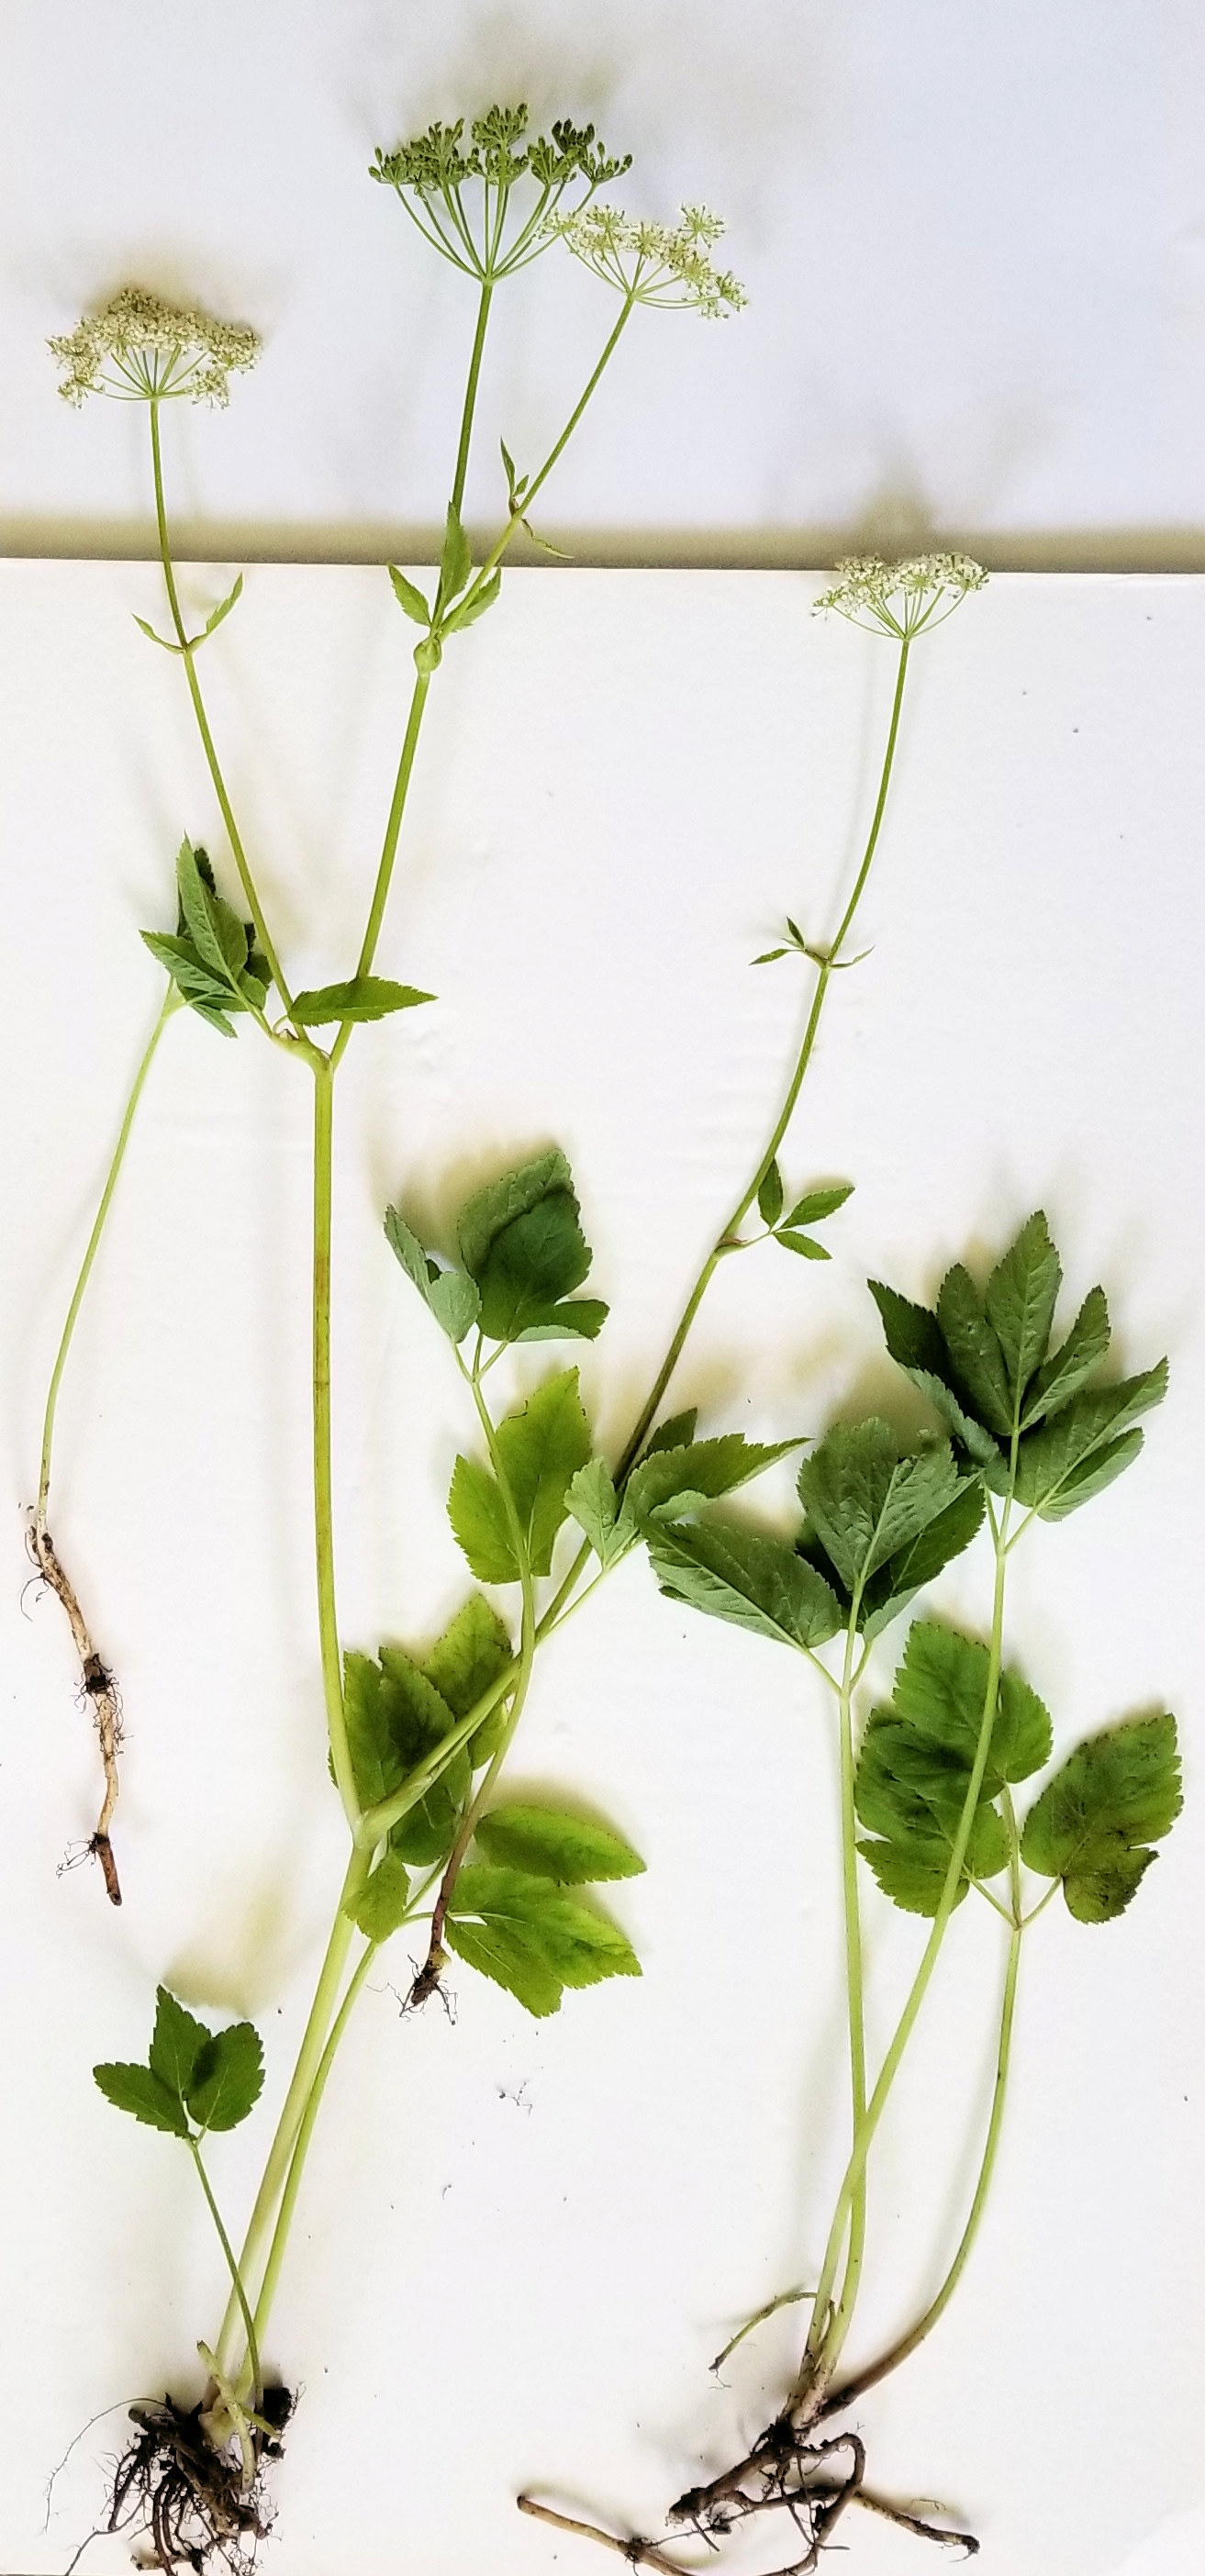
101 2387 293 2574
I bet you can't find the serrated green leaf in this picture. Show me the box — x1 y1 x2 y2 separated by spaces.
346 1851 413 1942
133 613 182 653
474 1802 644 1884
474 1186 591 1339
1021 1714 1181 1920
644 1517 843 1651
388 563 431 626
456 1149 573 1277
1021 1287 1111 1430
783 1183 854 1228
890 1621 1053 1789
440 499 472 601
188 2021 264 2132
420 1593 511 1720
449 1371 592 1584
149 1989 208 2106
565 1457 621 1566
643 1411 698 1457
94 2060 191 2136
855 1718 1010 1875
176 840 246 988
444 1915 564 2015
513 1297 608 1343
859 1479 987 1642
343 1649 406 1810
868 1278 1003 1470
936 1266 1014 1439
378 1645 472 1863
383 1204 480 1344
449 1455 518 1584
776 1231 829 1259
443 568 502 633
625 1434 799 1533
1013 1363 1167 1518
984 1212 1061 1408
757 1161 784 1226
797 1423 962 1598
201 572 243 640
855 1832 995 1917
447 1864 640 2016
291 976 435 1025
140 931 243 1030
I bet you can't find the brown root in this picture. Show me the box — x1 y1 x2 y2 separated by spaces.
103 2389 293 2574
28 1522 123 1905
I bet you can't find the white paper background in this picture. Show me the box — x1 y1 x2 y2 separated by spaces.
5 1 1205 563
1 565 1202 2575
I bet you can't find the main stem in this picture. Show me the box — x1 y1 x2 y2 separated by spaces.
37 986 181 1528
311 1061 358 1828
190 2139 262 2408
149 399 294 1016
826 1621 869 2361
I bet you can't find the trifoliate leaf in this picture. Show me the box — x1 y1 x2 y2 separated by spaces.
474 1802 644 1883
1013 1363 1167 1519
449 1370 592 1583
1021 1287 1111 1430
757 1161 784 1226
782 1182 854 1228
797 1422 962 1598
446 1864 640 2018
94 2060 191 2137
565 1457 622 1566
644 1516 843 1652
388 563 431 626
345 1851 413 1943
149 1988 208 2106
384 1205 481 1344
176 839 246 989
889 1622 1053 1789
440 499 472 601
936 1266 1014 1439
291 977 435 1025
643 1410 698 1456
983 1212 1061 1409
868 1279 1003 1471
1021 1714 1181 1922
187 2021 264 2133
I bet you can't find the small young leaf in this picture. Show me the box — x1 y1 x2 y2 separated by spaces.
474 1802 644 1884
984 1212 1061 1406
565 1456 622 1566
644 1517 843 1652
383 1205 481 1345
291 977 435 1025
775 1232 829 1260
149 1989 208 2106
1021 1713 1181 1921
133 613 182 653
450 1371 593 1584
201 572 244 640
443 568 502 633
388 563 431 626
346 1851 413 1943
936 1266 1014 1439
1021 1286 1111 1430
782 1182 854 1229
140 931 241 1032
440 498 472 601
500 438 527 506
187 2022 264 2132
753 947 788 965
757 1161 785 1227
643 1410 698 1457
94 2061 191 2137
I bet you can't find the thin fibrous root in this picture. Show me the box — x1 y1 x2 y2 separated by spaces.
28 1522 123 1905
104 2390 292 2574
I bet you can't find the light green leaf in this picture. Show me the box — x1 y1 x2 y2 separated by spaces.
291 976 435 1025
383 1205 480 1344
149 1988 208 2107
936 1266 1014 1439
983 1212 1061 1408
201 573 244 640
447 1864 640 2018
1013 1363 1167 1518
1021 1287 1111 1430
782 1182 854 1228
474 1802 644 1884
187 2022 264 2132
346 1851 413 1942
444 568 502 633
565 1457 622 1566
93 2060 191 2136
797 1422 962 1596
448 1455 519 1585
140 931 241 1032
133 613 182 653
377 1645 472 1863
343 1649 406 1810
757 1161 784 1226
421 1594 511 1719
643 1410 698 1457
775 1232 829 1260
512 1298 608 1344
1021 1714 1181 1921
645 1516 843 1652
625 1434 800 1533
444 1914 564 2016
388 563 431 626
449 1371 593 1584
441 499 472 601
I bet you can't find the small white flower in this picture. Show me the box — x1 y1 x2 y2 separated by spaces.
813 553 987 639
548 203 746 318
49 288 261 407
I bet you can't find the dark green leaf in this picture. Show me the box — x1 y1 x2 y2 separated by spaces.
644 1516 843 1651
1013 1363 1167 1518
855 1825 1001 1917
188 2022 264 2132
868 1278 1002 1470
149 1989 208 2106
474 1802 644 1883
440 499 472 601
140 931 242 1032
776 1232 830 1260
890 1622 1053 1789
176 840 246 988
783 1183 854 1228
292 977 435 1025
753 947 788 965
1021 1287 1111 1430
855 1718 1010 1870
797 1423 962 1596
476 1192 590 1340
388 563 431 626
860 1479 987 1641
936 1266 1014 1439
1021 1714 1181 1920
983 1212 1061 1408
346 1851 413 1942
643 1411 698 1457
457 1149 572 1277
93 2060 190 2136
378 1645 472 1862
513 1297 608 1343
624 1434 800 1532
757 1161 784 1226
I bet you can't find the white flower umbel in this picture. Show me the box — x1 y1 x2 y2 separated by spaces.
814 553 987 641
49 287 261 407
549 204 746 318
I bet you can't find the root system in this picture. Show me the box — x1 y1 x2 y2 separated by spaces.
101 2387 292 2574
28 1522 123 1904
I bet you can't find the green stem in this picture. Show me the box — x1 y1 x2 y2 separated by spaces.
148 399 295 1017
247 1936 378 2370
450 279 494 525
312 1062 358 1828
821 1912 1022 2417
615 636 911 1480
826 1621 869 2362
331 670 431 1067
458 297 637 614
189 2137 262 2407
799 1500 1012 2403
212 1844 370 2376
37 985 181 1528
